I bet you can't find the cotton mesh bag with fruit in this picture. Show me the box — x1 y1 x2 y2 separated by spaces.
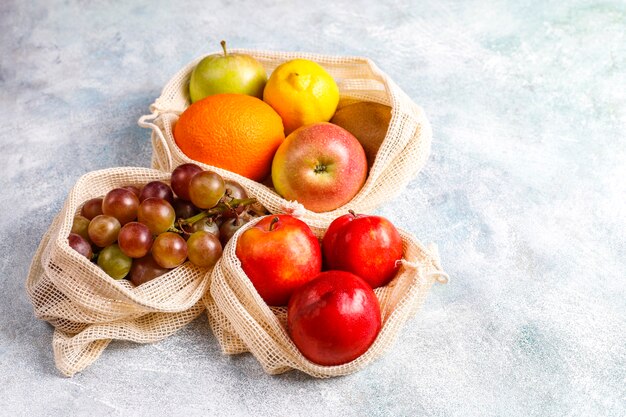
138 43 433 230
205 211 448 377
26 164 266 376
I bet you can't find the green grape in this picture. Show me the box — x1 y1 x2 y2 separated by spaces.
97 244 132 279
71 215 92 242
118 222 153 258
187 231 222 268
137 198 176 235
189 171 225 209
88 215 121 248
152 232 188 268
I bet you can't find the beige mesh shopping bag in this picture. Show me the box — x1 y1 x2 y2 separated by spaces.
204 216 448 377
26 167 212 377
138 49 433 231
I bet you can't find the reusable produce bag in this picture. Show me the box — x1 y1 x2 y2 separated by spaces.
138 50 432 230
26 168 211 376
205 216 448 377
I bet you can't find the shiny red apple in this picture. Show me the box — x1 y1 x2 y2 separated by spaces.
287 270 381 366
235 215 322 306
322 211 403 288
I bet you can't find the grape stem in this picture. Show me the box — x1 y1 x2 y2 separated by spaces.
168 224 185 234
181 197 257 225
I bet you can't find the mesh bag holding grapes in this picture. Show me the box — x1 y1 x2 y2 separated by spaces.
204 216 448 377
138 49 432 230
26 167 257 376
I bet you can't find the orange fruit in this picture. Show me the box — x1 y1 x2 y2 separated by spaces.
174 94 285 181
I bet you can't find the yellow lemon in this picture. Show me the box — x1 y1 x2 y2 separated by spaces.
263 59 339 134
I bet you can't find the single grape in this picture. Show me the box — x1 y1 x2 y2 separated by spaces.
220 180 249 219
71 215 92 242
81 198 103 220
118 222 153 258
187 231 222 268
223 180 248 201
190 217 220 237
123 185 141 198
129 254 169 286
68 233 93 259
189 171 225 209
97 244 132 279
171 163 203 201
88 215 121 247
102 188 140 225
139 181 174 204
219 217 248 247
151 232 188 268
137 198 176 235
172 197 199 220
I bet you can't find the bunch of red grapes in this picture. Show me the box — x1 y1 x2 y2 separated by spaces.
68 163 266 286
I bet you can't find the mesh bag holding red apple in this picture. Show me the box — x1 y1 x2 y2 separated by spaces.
138 48 432 230
205 213 448 377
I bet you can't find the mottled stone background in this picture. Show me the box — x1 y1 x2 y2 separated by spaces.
1 0 624 416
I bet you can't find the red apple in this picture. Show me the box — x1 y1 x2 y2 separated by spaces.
235 215 322 306
271 122 367 213
287 270 381 366
322 212 403 288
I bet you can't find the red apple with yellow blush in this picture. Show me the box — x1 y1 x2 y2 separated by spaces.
271 122 367 213
235 215 322 306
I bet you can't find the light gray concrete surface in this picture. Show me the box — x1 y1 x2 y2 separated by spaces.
1 1 625 416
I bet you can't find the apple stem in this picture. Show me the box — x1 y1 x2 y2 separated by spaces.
220 40 228 56
269 216 279 231
314 164 327 174
349 209 358 218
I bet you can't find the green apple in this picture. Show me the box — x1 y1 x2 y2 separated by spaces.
189 41 267 102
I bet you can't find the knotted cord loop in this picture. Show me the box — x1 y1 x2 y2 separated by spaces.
396 242 449 284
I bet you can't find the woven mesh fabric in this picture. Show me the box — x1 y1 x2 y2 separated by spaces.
25 168 212 376
204 216 447 378
27 51 441 378
138 49 433 232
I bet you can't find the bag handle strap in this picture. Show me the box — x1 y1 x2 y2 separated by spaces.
138 112 174 172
